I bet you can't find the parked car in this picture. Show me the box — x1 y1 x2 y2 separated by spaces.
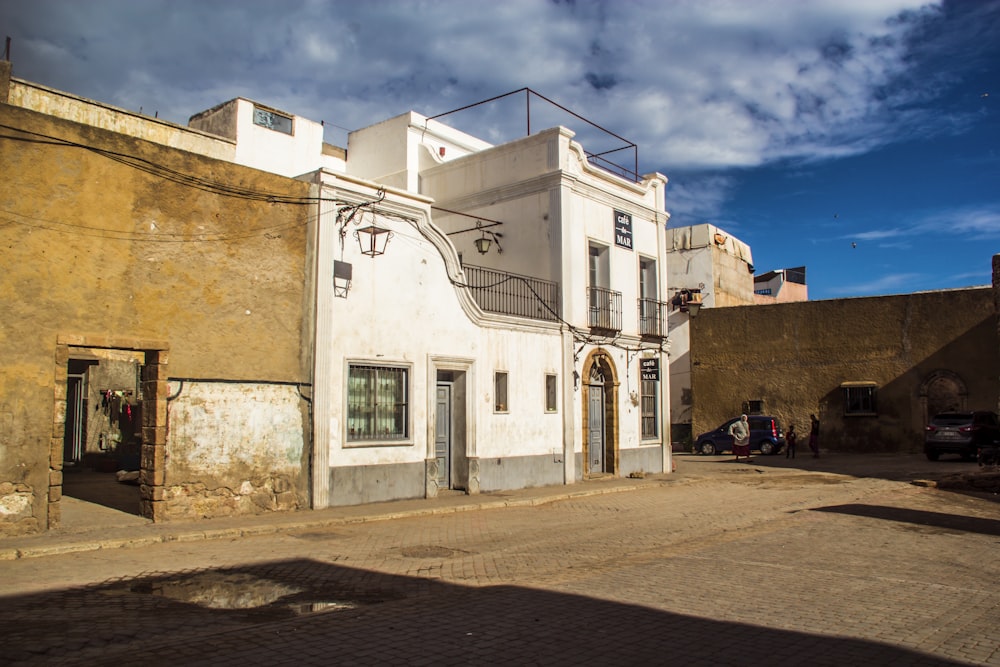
693 415 785 456
924 411 1000 461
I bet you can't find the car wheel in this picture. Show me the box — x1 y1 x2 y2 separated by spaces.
759 441 775 456
925 450 939 461
699 441 717 456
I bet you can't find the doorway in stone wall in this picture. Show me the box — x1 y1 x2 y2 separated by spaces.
61 349 144 517
54 337 167 530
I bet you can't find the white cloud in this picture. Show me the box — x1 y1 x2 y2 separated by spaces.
829 272 925 296
4 0 987 213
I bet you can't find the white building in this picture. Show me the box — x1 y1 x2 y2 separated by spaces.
199 98 673 504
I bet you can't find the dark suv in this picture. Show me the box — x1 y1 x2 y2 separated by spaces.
693 415 785 456
924 411 1000 461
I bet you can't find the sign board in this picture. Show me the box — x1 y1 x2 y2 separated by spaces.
640 357 659 381
614 210 633 250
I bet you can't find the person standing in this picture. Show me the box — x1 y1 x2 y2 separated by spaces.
785 424 797 459
809 414 820 458
729 414 751 462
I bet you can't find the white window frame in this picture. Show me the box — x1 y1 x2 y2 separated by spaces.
495 371 509 413
346 362 411 445
545 373 558 413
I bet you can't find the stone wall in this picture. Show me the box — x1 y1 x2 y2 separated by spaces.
690 286 999 453
0 101 315 534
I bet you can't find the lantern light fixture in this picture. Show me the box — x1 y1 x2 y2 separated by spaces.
671 288 704 316
355 224 393 258
474 232 492 255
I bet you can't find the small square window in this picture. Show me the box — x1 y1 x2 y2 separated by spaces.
747 399 764 415
545 374 558 413
495 372 508 412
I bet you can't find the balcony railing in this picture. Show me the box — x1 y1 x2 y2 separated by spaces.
638 298 669 338
588 287 622 332
462 264 560 321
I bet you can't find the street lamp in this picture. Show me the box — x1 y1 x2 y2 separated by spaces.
355 224 393 258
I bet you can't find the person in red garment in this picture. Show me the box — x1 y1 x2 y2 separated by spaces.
729 414 751 462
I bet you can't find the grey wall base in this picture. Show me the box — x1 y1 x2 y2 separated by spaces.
574 446 663 480
478 453 564 493
620 445 664 476
328 446 665 506
330 461 426 507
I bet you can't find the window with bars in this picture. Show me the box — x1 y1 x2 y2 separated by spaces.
843 384 877 415
641 377 658 439
347 364 409 442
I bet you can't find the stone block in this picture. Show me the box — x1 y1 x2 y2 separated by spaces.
142 426 167 446
140 484 165 502
49 438 65 468
141 444 165 470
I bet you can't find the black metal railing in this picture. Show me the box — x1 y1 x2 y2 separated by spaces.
588 287 622 332
462 264 559 321
638 298 669 338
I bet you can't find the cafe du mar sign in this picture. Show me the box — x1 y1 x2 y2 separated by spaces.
614 210 633 250
640 358 659 381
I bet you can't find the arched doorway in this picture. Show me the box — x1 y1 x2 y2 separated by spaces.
919 370 967 425
581 349 619 477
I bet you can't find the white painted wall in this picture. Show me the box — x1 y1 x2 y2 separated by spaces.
167 382 305 479
347 112 492 192
315 176 565 476
230 99 344 177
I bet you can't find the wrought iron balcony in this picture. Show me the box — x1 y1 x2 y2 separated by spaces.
462 264 560 321
588 286 622 332
638 298 669 338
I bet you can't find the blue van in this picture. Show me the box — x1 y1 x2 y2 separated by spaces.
693 415 786 456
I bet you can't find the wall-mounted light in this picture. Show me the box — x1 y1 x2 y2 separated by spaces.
355 224 393 258
474 232 492 255
671 288 703 316
443 215 504 256
333 260 353 298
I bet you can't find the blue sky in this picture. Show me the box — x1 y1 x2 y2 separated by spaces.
1 0 997 300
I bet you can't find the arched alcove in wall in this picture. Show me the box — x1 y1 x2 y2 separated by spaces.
919 369 967 424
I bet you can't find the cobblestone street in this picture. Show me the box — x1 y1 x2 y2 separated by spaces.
1 454 998 665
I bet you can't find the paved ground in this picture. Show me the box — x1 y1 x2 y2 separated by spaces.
1 452 998 666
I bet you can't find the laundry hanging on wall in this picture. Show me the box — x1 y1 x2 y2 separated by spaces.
101 389 134 423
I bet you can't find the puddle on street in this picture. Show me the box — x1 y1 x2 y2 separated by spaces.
121 571 369 615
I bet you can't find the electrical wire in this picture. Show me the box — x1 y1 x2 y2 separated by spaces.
2 123 667 357
0 124 403 242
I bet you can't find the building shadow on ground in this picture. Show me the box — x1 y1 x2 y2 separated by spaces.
812 503 1000 537
0 558 968 666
